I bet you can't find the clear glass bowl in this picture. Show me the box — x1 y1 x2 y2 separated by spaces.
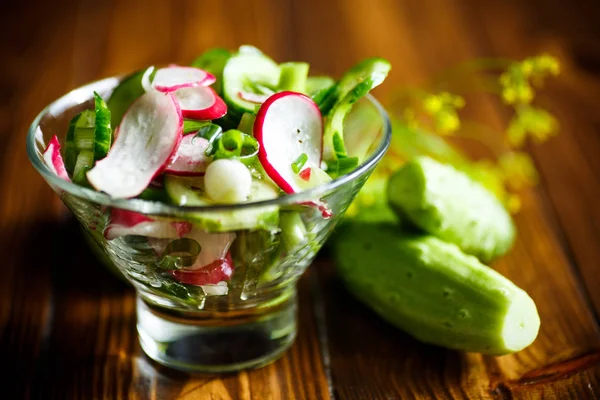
27 77 391 372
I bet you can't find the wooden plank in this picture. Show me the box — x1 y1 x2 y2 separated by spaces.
464 0 600 318
293 0 600 397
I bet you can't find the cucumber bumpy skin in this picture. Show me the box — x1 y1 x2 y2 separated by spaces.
387 156 516 263
334 223 540 355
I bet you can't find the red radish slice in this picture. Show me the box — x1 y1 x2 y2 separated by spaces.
164 135 210 176
254 91 323 194
87 91 183 198
170 252 234 286
174 86 227 120
299 167 311 181
104 209 192 240
152 66 216 93
43 135 71 181
238 91 269 104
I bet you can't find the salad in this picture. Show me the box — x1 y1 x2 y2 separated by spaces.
42 45 390 301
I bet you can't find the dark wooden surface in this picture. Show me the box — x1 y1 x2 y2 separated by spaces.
2 0 600 398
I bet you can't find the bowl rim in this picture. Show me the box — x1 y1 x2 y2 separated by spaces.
27 76 392 215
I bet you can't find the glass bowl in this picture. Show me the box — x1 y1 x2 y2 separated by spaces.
27 76 391 372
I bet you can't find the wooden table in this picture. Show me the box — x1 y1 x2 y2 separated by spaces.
2 0 600 398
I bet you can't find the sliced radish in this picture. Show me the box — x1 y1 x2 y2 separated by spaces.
152 66 216 93
164 134 210 176
174 86 227 120
87 91 183 198
254 91 323 193
43 135 71 181
238 91 269 104
104 209 192 240
170 252 234 286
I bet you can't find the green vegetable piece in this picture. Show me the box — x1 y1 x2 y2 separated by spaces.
191 48 231 96
237 112 256 135
107 69 146 127
325 156 359 178
277 62 310 93
223 48 280 117
334 223 540 355
323 58 391 160
213 129 259 165
73 150 94 185
65 110 96 173
312 84 338 115
194 123 223 156
306 76 336 96
291 153 308 174
138 187 170 202
164 176 279 232
93 92 112 160
279 212 307 252
158 238 202 270
387 156 516 262
183 119 211 134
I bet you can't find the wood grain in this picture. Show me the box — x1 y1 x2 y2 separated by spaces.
2 0 600 398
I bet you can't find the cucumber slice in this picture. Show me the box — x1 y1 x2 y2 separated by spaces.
279 211 307 252
164 175 280 232
74 126 95 151
277 62 309 93
191 48 231 96
306 76 335 96
323 57 391 160
237 113 255 135
223 50 280 116
335 223 540 355
73 150 94 185
93 92 112 160
183 119 211 134
387 156 515 262
107 69 146 127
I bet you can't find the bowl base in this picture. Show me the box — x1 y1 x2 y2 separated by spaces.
136 292 297 373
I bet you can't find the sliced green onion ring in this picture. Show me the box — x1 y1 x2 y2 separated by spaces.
158 238 201 270
213 129 259 165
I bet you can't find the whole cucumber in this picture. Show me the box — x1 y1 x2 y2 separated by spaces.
334 223 540 355
387 156 515 262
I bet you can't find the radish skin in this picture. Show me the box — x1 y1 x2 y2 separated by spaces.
174 86 227 120
43 135 71 181
152 66 216 93
170 253 235 286
254 91 323 193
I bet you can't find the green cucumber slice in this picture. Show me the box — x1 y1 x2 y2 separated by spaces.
183 119 211 134
191 48 231 96
279 211 307 252
138 187 170 202
107 69 146 127
73 150 94 185
164 176 280 232
237 113 255 135
306 76 335 96
277 62 310 93
387 156 515 262
93 92 112 160
223 50 280 116
323 57 391 160
335 223 540 355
